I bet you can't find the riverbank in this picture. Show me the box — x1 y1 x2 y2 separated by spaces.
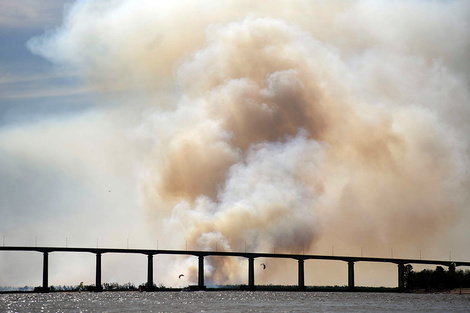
3 285 469 294
418 288 470 294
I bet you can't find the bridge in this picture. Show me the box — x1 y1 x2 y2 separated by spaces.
1 246 469 292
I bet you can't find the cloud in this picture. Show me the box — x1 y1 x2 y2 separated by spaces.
0 0 66 29
0 84 91 100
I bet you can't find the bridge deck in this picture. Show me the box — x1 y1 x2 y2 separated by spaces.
1 246 469 267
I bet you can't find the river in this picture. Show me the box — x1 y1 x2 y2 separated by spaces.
1 291 469 312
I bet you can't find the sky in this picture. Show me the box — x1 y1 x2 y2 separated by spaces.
1 0 470 289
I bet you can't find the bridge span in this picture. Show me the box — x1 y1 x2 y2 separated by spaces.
1 246 469 292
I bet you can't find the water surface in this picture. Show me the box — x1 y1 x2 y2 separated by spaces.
1 291 469 312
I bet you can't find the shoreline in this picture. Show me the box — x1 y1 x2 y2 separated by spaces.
2 286 470 294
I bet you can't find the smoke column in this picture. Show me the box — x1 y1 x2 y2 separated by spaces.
29 0 470 285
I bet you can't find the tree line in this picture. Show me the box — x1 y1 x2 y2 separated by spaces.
404 264 470 291
31 282 172 292
33 282 145 292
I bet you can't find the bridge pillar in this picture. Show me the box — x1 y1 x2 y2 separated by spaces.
398 263 404 291
147 254 154 291
198 255 205 290
42 252 49 293
348 262 355 291
248 257 255 290
298 259 305 290
95 253 103 292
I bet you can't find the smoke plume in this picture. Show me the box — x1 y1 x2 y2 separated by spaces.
28 0 470 285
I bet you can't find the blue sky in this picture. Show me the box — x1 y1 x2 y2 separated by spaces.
0 0 96 126
0 1 152 287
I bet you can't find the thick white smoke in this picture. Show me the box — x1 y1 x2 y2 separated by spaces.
28 0 470 286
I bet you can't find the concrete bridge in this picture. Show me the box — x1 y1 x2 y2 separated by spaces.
1 246 469 292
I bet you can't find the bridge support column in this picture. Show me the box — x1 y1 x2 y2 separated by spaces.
147 254 154 291
348 262 355 291
198 255 205 290
248 257 255 290
298 259 305 290
398 263 404 291
95 253 102 292
42 252 49 293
